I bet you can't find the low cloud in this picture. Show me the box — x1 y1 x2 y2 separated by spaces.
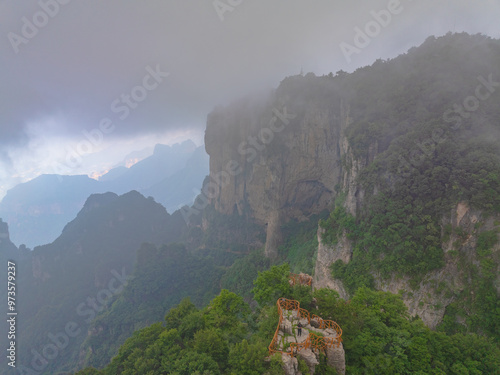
0 0 499 196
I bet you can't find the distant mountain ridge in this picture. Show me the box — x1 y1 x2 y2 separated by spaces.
0 190 188 374
0 140 208 248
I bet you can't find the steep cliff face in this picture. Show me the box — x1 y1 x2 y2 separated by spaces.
204 33 500 333
314 201 500 329
313 228 350 299
205 76 348 256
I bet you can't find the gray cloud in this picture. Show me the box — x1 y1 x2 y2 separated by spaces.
0 0 499 149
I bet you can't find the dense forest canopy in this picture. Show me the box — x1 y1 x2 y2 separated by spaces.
75 265 500 375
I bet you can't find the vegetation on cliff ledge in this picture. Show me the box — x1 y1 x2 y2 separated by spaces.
321 33 500 343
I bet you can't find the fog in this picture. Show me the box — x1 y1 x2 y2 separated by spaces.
0 0 499 197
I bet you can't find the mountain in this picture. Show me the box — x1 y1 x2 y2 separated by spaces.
0 141 208 248
0 175 104 248
97 166 128 182
0 219 17 352
80 32 500 373
3 32 500 374
76 241 240 370
101 141 197 192
0 219 19 257
141 145 210 212
0 220 30 374
203 33 500 334
1 191 188 374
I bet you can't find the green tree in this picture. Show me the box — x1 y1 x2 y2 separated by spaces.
165 297 198 330
177 309 206 340
252 263 292 306
171 351 221 375
227 339 270 375
206 289 250 336
103 322 166 375
193 328 229 371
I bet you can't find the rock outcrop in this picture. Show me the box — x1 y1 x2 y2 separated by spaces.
204 77 349 257
281 354 300 375
204 35 500 333
313 228 350 299
314 201 500 329
326 345 346 375
271 299 345 375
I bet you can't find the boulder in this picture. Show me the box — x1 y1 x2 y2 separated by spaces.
282 353 301 375
326 343 346 375
281 318 293 335
297 348 319 374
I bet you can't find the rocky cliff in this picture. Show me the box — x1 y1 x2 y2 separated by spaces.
204 33 500 333
205 75 351 257
314 201 500 329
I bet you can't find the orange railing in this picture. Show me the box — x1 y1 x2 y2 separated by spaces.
268 299 299 357
289 273 312 286
268 298 342 358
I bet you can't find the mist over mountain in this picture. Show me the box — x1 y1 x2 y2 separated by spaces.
0 141 208 248
141 146 210 211
1 33 500 375
101 141 197 192
1 190 188 373
0 220 19 351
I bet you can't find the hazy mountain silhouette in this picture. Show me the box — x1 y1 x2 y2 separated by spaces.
0 141 208 248
4 190 187 374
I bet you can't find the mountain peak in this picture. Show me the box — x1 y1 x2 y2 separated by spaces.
153 140 197 155
81 192 119 214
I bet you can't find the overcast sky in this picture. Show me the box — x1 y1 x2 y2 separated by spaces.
0 0 499 199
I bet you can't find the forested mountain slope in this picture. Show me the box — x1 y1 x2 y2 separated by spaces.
5 33 500 374
203 32 500 338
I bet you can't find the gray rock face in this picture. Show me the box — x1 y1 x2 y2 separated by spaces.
314 199 500 330
281 354 300 375
297 348 319 374
326 345 346 375
313 227 350 299
274 302 345 375
204 85 348 257
280 319 293 335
